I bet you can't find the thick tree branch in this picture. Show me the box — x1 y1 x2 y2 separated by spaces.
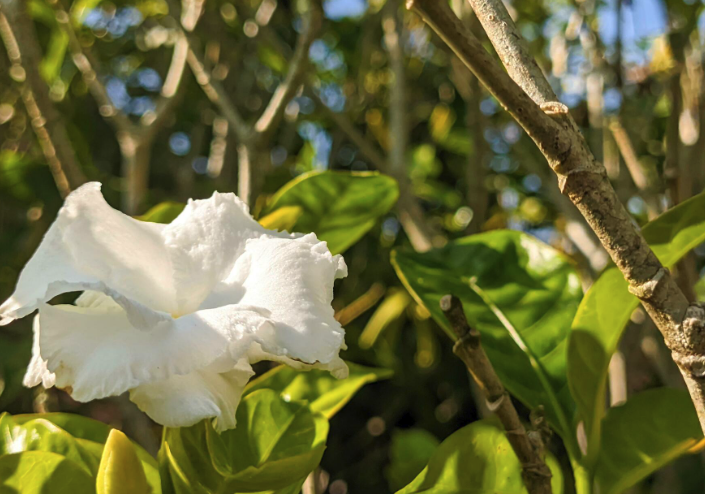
441 295 552 494
0 2 86 197
406 0 705 431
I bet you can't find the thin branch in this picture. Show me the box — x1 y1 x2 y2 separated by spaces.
252 0 323 143
307 88 437 252
53 0 192 213
407 0 705 431
54 4 134 133
183 38 250 140
440 295 552 494
608 117 660 219
0 2 86 196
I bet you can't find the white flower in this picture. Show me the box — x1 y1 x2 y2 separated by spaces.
0 182 348 431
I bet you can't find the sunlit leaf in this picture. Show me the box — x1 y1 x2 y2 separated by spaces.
0 451 95 494
245 362 393 418
163 390 328 493
595 388 704 494
568 191 705 463
263 171 399 255
9 412 160 493
138 201 185 224
205 389 328 491
392 230 581 456
395 419 563 494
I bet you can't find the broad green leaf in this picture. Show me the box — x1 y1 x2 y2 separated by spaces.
9 413 160 493
0 416 100 476
13 412 112 443
97 429 150 494
163 390 328 493
205 389 328 491
568 191 705 463
595 388 704 494
259 205 303 232
395 419 564 494
138 201 185 224
0 451 94 494
263 171 399 255
245 362 392 418
385 428 440 491
392 231 581 452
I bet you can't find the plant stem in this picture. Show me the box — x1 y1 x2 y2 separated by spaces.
441 295 553 494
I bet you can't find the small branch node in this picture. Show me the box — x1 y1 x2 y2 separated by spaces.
539 101 569 116
628 267 667 299
486 392 506 412
673 352 705 379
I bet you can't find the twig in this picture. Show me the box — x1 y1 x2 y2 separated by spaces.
440 295 552 494
407 0 705 432
252 0 321 142
608 117 660 219
52 0 189 213
0 3 86 197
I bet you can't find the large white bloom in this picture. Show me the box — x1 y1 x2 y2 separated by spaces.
0 183 348 431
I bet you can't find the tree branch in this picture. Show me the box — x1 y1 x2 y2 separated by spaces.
407 0 705 431
0 2 86 197
440 295 553 494
252 0 322 143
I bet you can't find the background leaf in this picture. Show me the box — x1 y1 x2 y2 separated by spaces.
395 419 563 494
245 362 392 419
595 388 704 494
205 389 328 492
385 428 440 491
263 171 399 255
0 451 95 494
392 230 581 453
568 191 705 462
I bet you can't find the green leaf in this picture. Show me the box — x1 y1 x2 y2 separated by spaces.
0 451 95 494
258 205 304 232
263 171 399 255
568 191 705 463
392 231 581 452
395 419 564 494
205 389 328 491
97 429 150 494
245 362 393 418
595 388 704 494
40 28 69 83
138 201 185 224
163 390 328 493
13 412 112 443
0 416 101 476
9 413 160 493
385 428 440 491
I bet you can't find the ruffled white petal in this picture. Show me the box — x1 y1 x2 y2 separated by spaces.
163 192 268 315
23 315 56 389
36 294 272 402
0 182 178 324
130 359 254 432
201 232 348 369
